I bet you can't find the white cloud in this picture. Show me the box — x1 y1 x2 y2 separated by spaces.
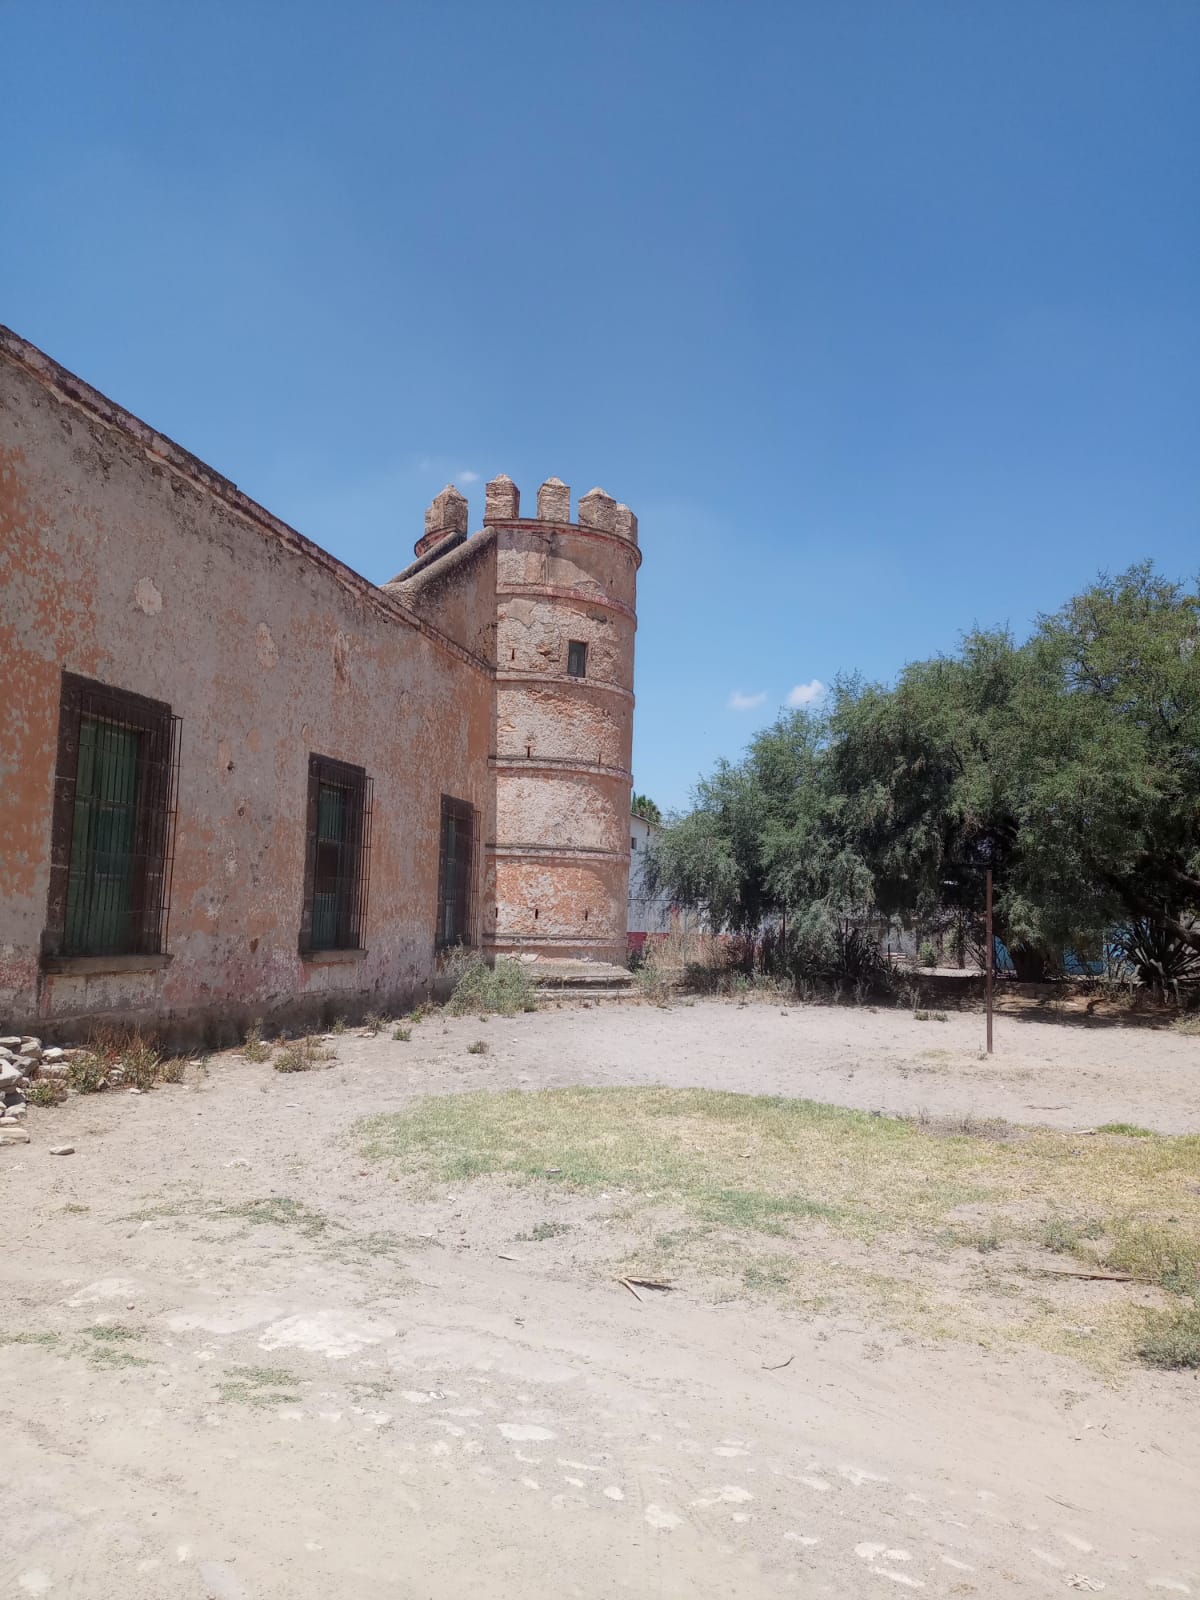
786 678 826 707
459 470 481 484
728 690 767 711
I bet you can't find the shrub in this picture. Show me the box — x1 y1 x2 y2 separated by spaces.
918 941 939 968
445 953 538 1017
363 1012 388 1036
467 1039 489 1056
157 1056 186 1084
392 1026 412 1042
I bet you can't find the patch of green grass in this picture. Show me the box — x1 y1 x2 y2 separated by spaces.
698 1188 842 1232
86 1323 140 1341
1135 1304 1200 1368
445 953 538 1017
969 1223 1003 1254
1102 1220 1200 1298
515 1220 572 1242
331 1016 348 1035
392 1026 412 1042
84 1343 150 1369
356 1087 985 1240
214 1195 332 1238
355 1085 1200 1370
1097 1122 1157 1138
0 1330 60 1346
1040 1215 1104 1254
743 1263 792 1291
274 1037 334 1073
467 1039 489 1056
217 1364 302 1407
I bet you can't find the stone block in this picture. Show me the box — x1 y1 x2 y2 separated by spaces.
537 477 571 522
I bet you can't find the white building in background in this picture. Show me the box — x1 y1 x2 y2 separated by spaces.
627 813 672 952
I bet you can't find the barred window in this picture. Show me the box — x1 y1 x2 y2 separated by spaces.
45 673 181 958
437 796 476 948
301 756 373 952
567 639 588 678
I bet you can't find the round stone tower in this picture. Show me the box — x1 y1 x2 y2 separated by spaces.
482 474 640 965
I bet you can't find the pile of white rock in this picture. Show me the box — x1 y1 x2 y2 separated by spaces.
0 1036 72 1146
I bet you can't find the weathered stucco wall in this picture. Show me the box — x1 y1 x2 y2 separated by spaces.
0 335 492 1042
385 528 498 667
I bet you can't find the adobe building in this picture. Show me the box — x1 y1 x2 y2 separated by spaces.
0 327 640 1043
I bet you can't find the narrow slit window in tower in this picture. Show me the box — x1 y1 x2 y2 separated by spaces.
567 640 588 678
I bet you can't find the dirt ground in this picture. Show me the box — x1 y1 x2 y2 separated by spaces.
3 999 1198 1599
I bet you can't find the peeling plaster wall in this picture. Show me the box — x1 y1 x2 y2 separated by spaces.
0 343 491 1042
486 518 639 963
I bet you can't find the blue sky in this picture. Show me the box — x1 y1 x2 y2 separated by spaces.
3 1 1197 812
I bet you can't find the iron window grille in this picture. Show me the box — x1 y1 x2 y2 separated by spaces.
567 639 588 678
44 673 181 959
436 795 477 949
300 755 373 952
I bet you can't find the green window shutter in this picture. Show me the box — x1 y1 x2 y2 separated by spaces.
65 716 140 955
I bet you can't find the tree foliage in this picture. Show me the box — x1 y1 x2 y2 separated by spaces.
647 566 1200 985
631 793 662 824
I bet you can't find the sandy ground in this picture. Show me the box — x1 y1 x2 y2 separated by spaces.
3 999 1198 1599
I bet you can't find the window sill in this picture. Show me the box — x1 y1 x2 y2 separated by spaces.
41 953 174 976
300 947 368 965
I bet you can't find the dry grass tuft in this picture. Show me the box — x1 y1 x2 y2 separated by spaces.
273 1037 335 1074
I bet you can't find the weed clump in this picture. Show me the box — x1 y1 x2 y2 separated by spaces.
393 1026 412 1042
467 1039 489 1056
446 953 538 1017
66 1051 108 1093
242 1024 272 1063
25 1079 68 1108
274 1037 335 1074
123 1039 162 1092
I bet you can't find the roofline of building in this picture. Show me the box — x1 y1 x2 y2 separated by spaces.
0 325 492 678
